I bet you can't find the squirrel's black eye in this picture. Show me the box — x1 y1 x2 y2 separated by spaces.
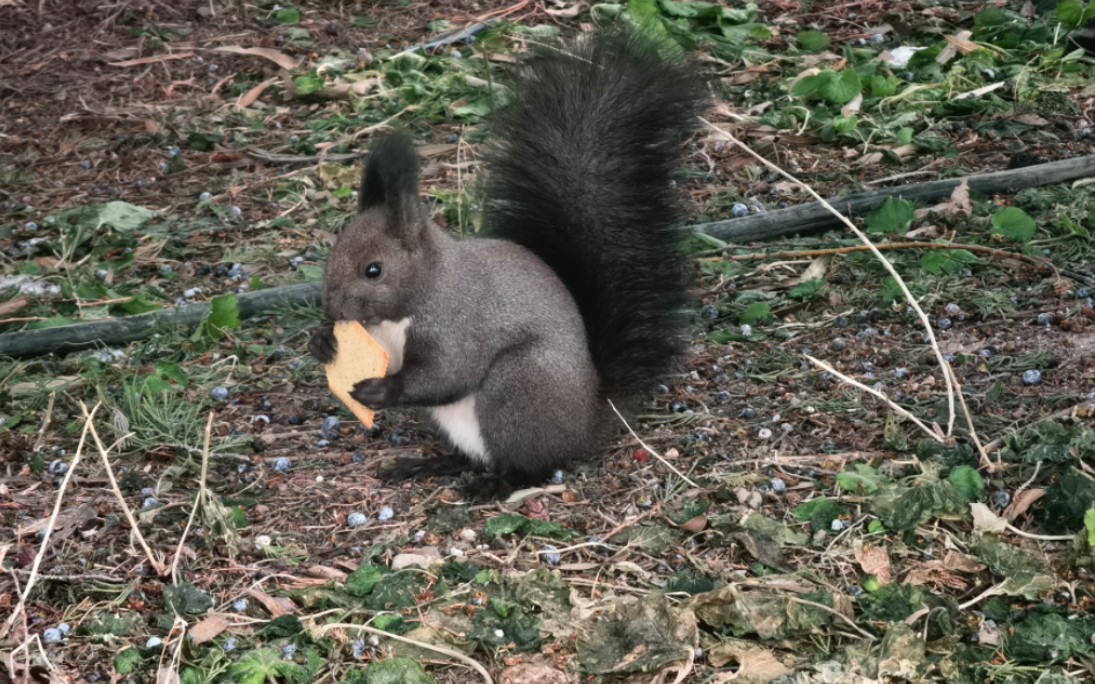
364 262 382 279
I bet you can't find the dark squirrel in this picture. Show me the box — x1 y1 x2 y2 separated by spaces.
309 25 708 484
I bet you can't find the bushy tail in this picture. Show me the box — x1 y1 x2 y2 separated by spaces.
481 25 708 397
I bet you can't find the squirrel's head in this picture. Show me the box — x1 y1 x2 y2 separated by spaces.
322 133 435 325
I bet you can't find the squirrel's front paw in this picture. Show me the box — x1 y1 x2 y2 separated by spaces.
351 375 403 409
308 325 337 364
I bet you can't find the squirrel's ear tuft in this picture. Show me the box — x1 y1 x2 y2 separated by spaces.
359 132 420 214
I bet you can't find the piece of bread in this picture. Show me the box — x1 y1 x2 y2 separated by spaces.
325 321 389 429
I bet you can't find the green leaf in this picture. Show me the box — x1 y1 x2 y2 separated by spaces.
192 294 241 343
796 30 831 53
364 658 437 684
187 131 223 151
114 648 141 675
920 248 977 274
346 564 385 597
298 264 324 282
293 74 326 97
870 74 898 97
483 513 579 541
739 302 771 325
688 232 728 252
96 201 156 231
260 614 304 638
819 69 861 105
1004 612 1095 663
866 197 915 235
788 279 825 300
229 647 293 684
793 497 842 531
791 73 829 99
1085 508 1095 547
991 207 1037 242
947 466 985 500
1057 0 1095 26
276 7 302 24
163 582 213 616
832 115 858 134
837 464 884 494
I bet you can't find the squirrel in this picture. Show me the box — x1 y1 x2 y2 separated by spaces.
308 25 708 484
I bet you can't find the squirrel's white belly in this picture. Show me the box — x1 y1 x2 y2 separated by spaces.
430 395 489 465
367 318 411 373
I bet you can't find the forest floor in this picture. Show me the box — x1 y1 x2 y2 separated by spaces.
2 0 1095 682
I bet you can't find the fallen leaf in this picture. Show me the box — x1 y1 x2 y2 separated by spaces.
245 588 296 616
212 45 298 71
1013 113 1049 126
854 540 893 584
940 178 972 217
708 640 793 682
544 3 584 19
941 550 986 573
236 77 278 110
1007 488 1045 521
970 502 1008 533
680 514 708 533
0 297 30 316
109 52 195 67
188 615 228 645
500 660 568 684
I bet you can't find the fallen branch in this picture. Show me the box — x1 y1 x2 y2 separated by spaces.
693 154 1095 243
0 283 321 358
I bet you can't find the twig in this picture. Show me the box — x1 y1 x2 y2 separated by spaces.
946 371 997 472
608 399 699 488
1 404 98 640
172 412 215 584
81 401 168 576
32 391 56 453
703 120 957 436
804 355 943 443
314 622 494 684
1004 524 1075 542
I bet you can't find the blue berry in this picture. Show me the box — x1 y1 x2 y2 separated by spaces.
1022 369 1042 385
322 415 340 437
856 327 878 341
347 512 368 527
146 636 163 649
541 544 561 566
136 179 151 189
282 644 297 660
740 323 753 337
895 367 908 379
228 206 242 219
700 304 718 320
352 451 366 463
233 598 248 612
870 33 884 44
158 162 169 173
211 386 229 401
25 221 37 231
740 407 757 419
1078 287 1091 299
980 348 995 358
770 477 787 493
81 160 93 170
199 191 212 202
289 135 300 145
388 428 404 447
224 638 237 652
143 497 159 509
183 287 200 299
377 505 394 522
273 457 292 473
936 317 952 331
944 303 960 316
43 628 63 644
551 469 565 485
983 68 996 79
731 202 749 218
317 439 330 447
168 146 181 158
992 491 1011 508
1036 312 1052 326
352 639 366 658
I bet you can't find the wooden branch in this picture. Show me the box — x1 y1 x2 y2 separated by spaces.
692 154 1095 242
0 283 321 359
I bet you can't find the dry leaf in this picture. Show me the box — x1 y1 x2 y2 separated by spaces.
212 45 298 71
940 178 972 217
500 661 568 684
236 77 278 110
109 52 195 67
544 2 584 18
841 93 863 117
0 297 30 316
245 588 296 616
970 502 1008 533
188 615 228 645
854 540 893 584
680 514 708 533
707 641 793 683
942 550 986 573
1007 488 1045 521
1013 113 1049 126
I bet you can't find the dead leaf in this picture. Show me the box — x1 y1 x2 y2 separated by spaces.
0 297 30 316
970 502 1008 533
905 562 970 590
940 178 972 217
842 93 863 116
544 2 584 18
236 77 278 110
156 667 180 684
938 31 978 64
245 588 296 616
1007 488 1045 521
109 52 196 67
708 640 793 683
500 660 568 684
1013 113 1049 127
188 615 228 645
941 550 986 573
680 514 708 533
212 45 298 71
853 540 893 584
